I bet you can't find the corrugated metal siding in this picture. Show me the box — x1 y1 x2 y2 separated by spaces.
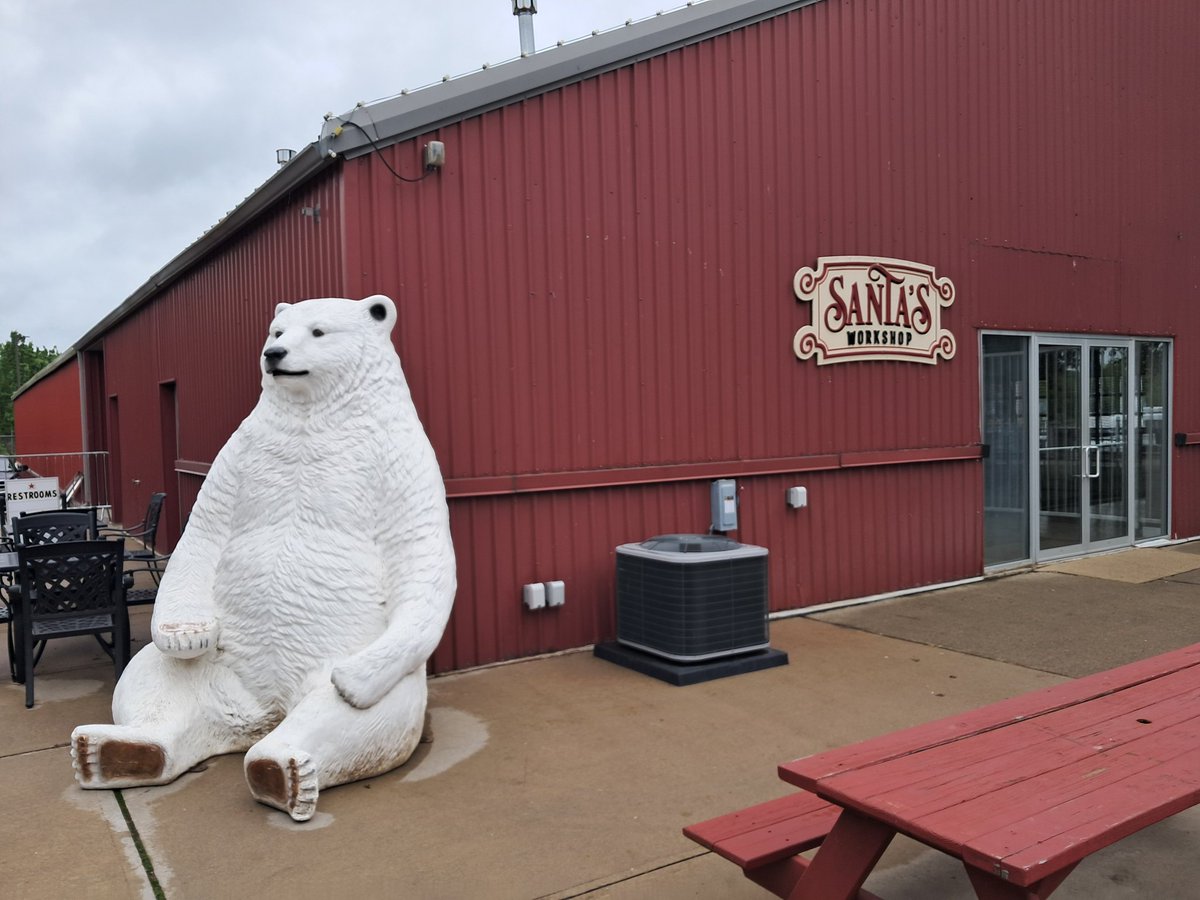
347 28 979 480
435 460 979 670
13 357 82 455
60 0 1200 671
340 0 1200 670
96 170 345 543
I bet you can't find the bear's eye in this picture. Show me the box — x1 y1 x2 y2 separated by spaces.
312 328 325 338
273 330 283 338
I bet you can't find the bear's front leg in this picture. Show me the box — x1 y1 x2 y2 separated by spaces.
330 653 391 710
328 576 455 710
153 616 221 659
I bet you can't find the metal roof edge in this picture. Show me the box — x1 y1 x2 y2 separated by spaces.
71 143 335 354
320 0 821 158
47 0 824 386
13 348 79 401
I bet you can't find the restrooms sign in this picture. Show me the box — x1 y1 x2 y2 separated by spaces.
5 476 61 532
792 257 956 365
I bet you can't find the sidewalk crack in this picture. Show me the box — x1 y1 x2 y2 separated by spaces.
115 789 167 900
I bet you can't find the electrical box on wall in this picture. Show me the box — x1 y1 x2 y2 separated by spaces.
523 580 565 610
522 583 546 610
423 140 446 169
711 479 738 532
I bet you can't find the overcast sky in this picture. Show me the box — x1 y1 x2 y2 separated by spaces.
1 0 692 353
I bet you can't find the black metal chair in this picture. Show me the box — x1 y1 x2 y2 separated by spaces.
9 540 130 708
101 492 170 584
25 502 105 538
0 553 14 680
101 492 170 607
13 510 95 546
6 513 101 682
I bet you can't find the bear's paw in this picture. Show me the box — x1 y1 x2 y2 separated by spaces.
153 618 220 658
330 656 390 710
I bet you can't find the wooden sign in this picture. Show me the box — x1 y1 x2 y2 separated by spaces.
793 257 956 365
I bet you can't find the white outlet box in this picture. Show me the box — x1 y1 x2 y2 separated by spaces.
523 583 546 610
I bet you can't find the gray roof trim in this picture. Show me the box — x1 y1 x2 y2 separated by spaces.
320 0 820 158
29 0 817 394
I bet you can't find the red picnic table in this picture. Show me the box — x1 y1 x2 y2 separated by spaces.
685 642 1200 899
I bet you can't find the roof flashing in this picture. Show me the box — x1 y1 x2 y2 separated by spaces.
29 0 823 394
319 0 820 159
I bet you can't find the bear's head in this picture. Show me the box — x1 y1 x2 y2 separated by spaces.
261 294 399 405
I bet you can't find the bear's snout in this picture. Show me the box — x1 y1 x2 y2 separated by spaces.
263 345 308 377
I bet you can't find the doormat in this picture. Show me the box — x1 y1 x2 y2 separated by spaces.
1042 548 1200 584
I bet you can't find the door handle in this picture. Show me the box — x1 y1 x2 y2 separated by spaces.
1086 445 1101 479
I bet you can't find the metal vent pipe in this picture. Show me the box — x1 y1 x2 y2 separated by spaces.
512 0 537 55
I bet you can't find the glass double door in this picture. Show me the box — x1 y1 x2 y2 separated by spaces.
982 334 1170 567
1038 340 1131 557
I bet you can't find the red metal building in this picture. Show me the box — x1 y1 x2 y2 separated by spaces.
18 0 1200 672
12 354 93 495
14 354 81 456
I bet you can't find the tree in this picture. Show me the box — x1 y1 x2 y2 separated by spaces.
0 332 61 454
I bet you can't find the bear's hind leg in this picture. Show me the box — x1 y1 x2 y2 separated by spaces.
244 670 427 822
74 647 269 789
245 746 320 822
72 724 171 788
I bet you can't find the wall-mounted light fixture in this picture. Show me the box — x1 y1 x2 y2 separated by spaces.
423 141 446 170
276 148 296 166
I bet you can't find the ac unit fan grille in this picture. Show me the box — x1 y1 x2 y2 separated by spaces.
615 548 769 662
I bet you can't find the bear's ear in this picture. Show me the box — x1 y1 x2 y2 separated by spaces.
274 302 291 316
362 294 396 329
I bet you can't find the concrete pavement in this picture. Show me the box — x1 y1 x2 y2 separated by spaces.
4 547 1200 899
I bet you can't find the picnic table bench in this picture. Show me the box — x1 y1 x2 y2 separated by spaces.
685 642 1200 899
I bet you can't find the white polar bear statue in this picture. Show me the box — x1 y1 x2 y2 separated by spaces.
71 294 456 822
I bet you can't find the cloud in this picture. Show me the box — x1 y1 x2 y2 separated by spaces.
2 0 684 351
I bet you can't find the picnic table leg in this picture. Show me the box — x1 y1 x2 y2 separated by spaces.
964 862 1077 899
747 856 810 898
785 808 894 900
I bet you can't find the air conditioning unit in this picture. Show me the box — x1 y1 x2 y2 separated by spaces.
615 534 769 663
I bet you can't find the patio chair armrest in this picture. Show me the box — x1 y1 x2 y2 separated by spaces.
122 573 135 590
126 551 170 567
102 524 150 539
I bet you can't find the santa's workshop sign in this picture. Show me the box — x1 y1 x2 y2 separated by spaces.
792 256 956 365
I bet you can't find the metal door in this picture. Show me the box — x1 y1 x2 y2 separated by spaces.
1037 339 1132 558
